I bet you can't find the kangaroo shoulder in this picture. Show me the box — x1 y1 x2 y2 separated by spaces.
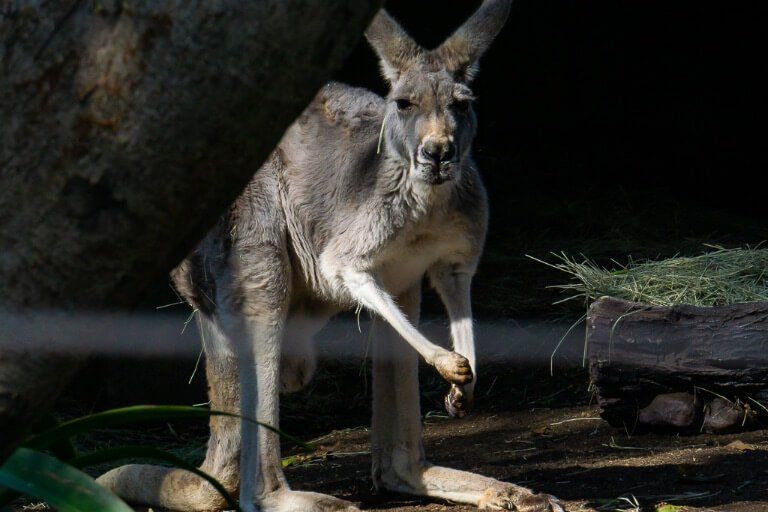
307 82 385 130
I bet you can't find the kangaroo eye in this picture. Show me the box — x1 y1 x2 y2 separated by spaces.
395 98 414 111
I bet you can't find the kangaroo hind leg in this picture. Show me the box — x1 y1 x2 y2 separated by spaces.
371 283 563 512
97 317 240 511
221 220 358 512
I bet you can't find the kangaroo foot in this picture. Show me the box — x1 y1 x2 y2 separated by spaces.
245 489 360 512
478 482 564 512
444 383 473 418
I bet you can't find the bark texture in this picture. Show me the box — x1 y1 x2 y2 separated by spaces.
587 296 768 431
0 0 381 460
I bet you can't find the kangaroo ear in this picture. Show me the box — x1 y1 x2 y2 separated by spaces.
365 10 421 84
438 0 512 82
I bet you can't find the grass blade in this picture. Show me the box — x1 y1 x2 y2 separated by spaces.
529 246 768 307
30 414 78 460
24 405 312 451
24 405 219 449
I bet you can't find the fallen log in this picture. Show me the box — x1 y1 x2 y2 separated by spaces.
586 296 768 432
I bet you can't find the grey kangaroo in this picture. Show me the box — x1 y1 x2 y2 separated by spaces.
98 2 563 511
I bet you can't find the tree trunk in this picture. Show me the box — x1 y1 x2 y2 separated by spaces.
0 0 381 460
587 296 768 431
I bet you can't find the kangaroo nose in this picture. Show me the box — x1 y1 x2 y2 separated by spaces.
421 141 456 164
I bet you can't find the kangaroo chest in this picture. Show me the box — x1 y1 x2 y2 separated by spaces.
372 219 469 297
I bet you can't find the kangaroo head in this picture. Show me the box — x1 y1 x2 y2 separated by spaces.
366 0 511 185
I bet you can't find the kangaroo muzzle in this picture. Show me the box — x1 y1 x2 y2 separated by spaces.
417 139 458 184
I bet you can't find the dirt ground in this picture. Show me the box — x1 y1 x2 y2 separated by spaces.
284 406 768 512
272 365 768 512
38 364 768 512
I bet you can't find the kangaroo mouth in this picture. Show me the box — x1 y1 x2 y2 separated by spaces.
423 166 454 185
416 159 457 185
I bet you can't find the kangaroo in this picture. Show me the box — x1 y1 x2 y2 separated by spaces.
97 2 563 511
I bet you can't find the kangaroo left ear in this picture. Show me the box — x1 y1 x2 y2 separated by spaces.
438 0 512 82
366 10 422 84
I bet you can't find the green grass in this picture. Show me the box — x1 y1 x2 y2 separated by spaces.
530 245 768 307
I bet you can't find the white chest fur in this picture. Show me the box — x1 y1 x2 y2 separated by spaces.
371 220 470 297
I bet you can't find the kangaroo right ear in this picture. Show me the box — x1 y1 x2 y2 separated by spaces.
365 10 421 84
438 0 512 82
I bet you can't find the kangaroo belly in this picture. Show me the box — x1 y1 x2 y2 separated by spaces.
374 233 465 297
375 253 433 296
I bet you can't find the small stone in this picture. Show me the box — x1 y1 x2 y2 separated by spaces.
702 397 743 433
638 392 698 428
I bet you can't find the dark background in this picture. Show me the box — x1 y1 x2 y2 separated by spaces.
339 0 763 212
331 0 767 318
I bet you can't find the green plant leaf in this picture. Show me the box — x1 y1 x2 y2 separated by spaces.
1 405 312 510
24 405 311 451
30 414 78 460
24 405 223 450
0 447 132 512
70 445 240 512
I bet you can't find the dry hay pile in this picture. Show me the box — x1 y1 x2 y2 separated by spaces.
532 245 768 307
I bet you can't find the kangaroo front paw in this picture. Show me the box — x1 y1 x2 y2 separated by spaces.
432 351 473 384
478 484 564 512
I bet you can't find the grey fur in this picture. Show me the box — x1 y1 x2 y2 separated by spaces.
98 2 563 511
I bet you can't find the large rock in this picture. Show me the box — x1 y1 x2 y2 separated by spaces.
0 0 382 460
